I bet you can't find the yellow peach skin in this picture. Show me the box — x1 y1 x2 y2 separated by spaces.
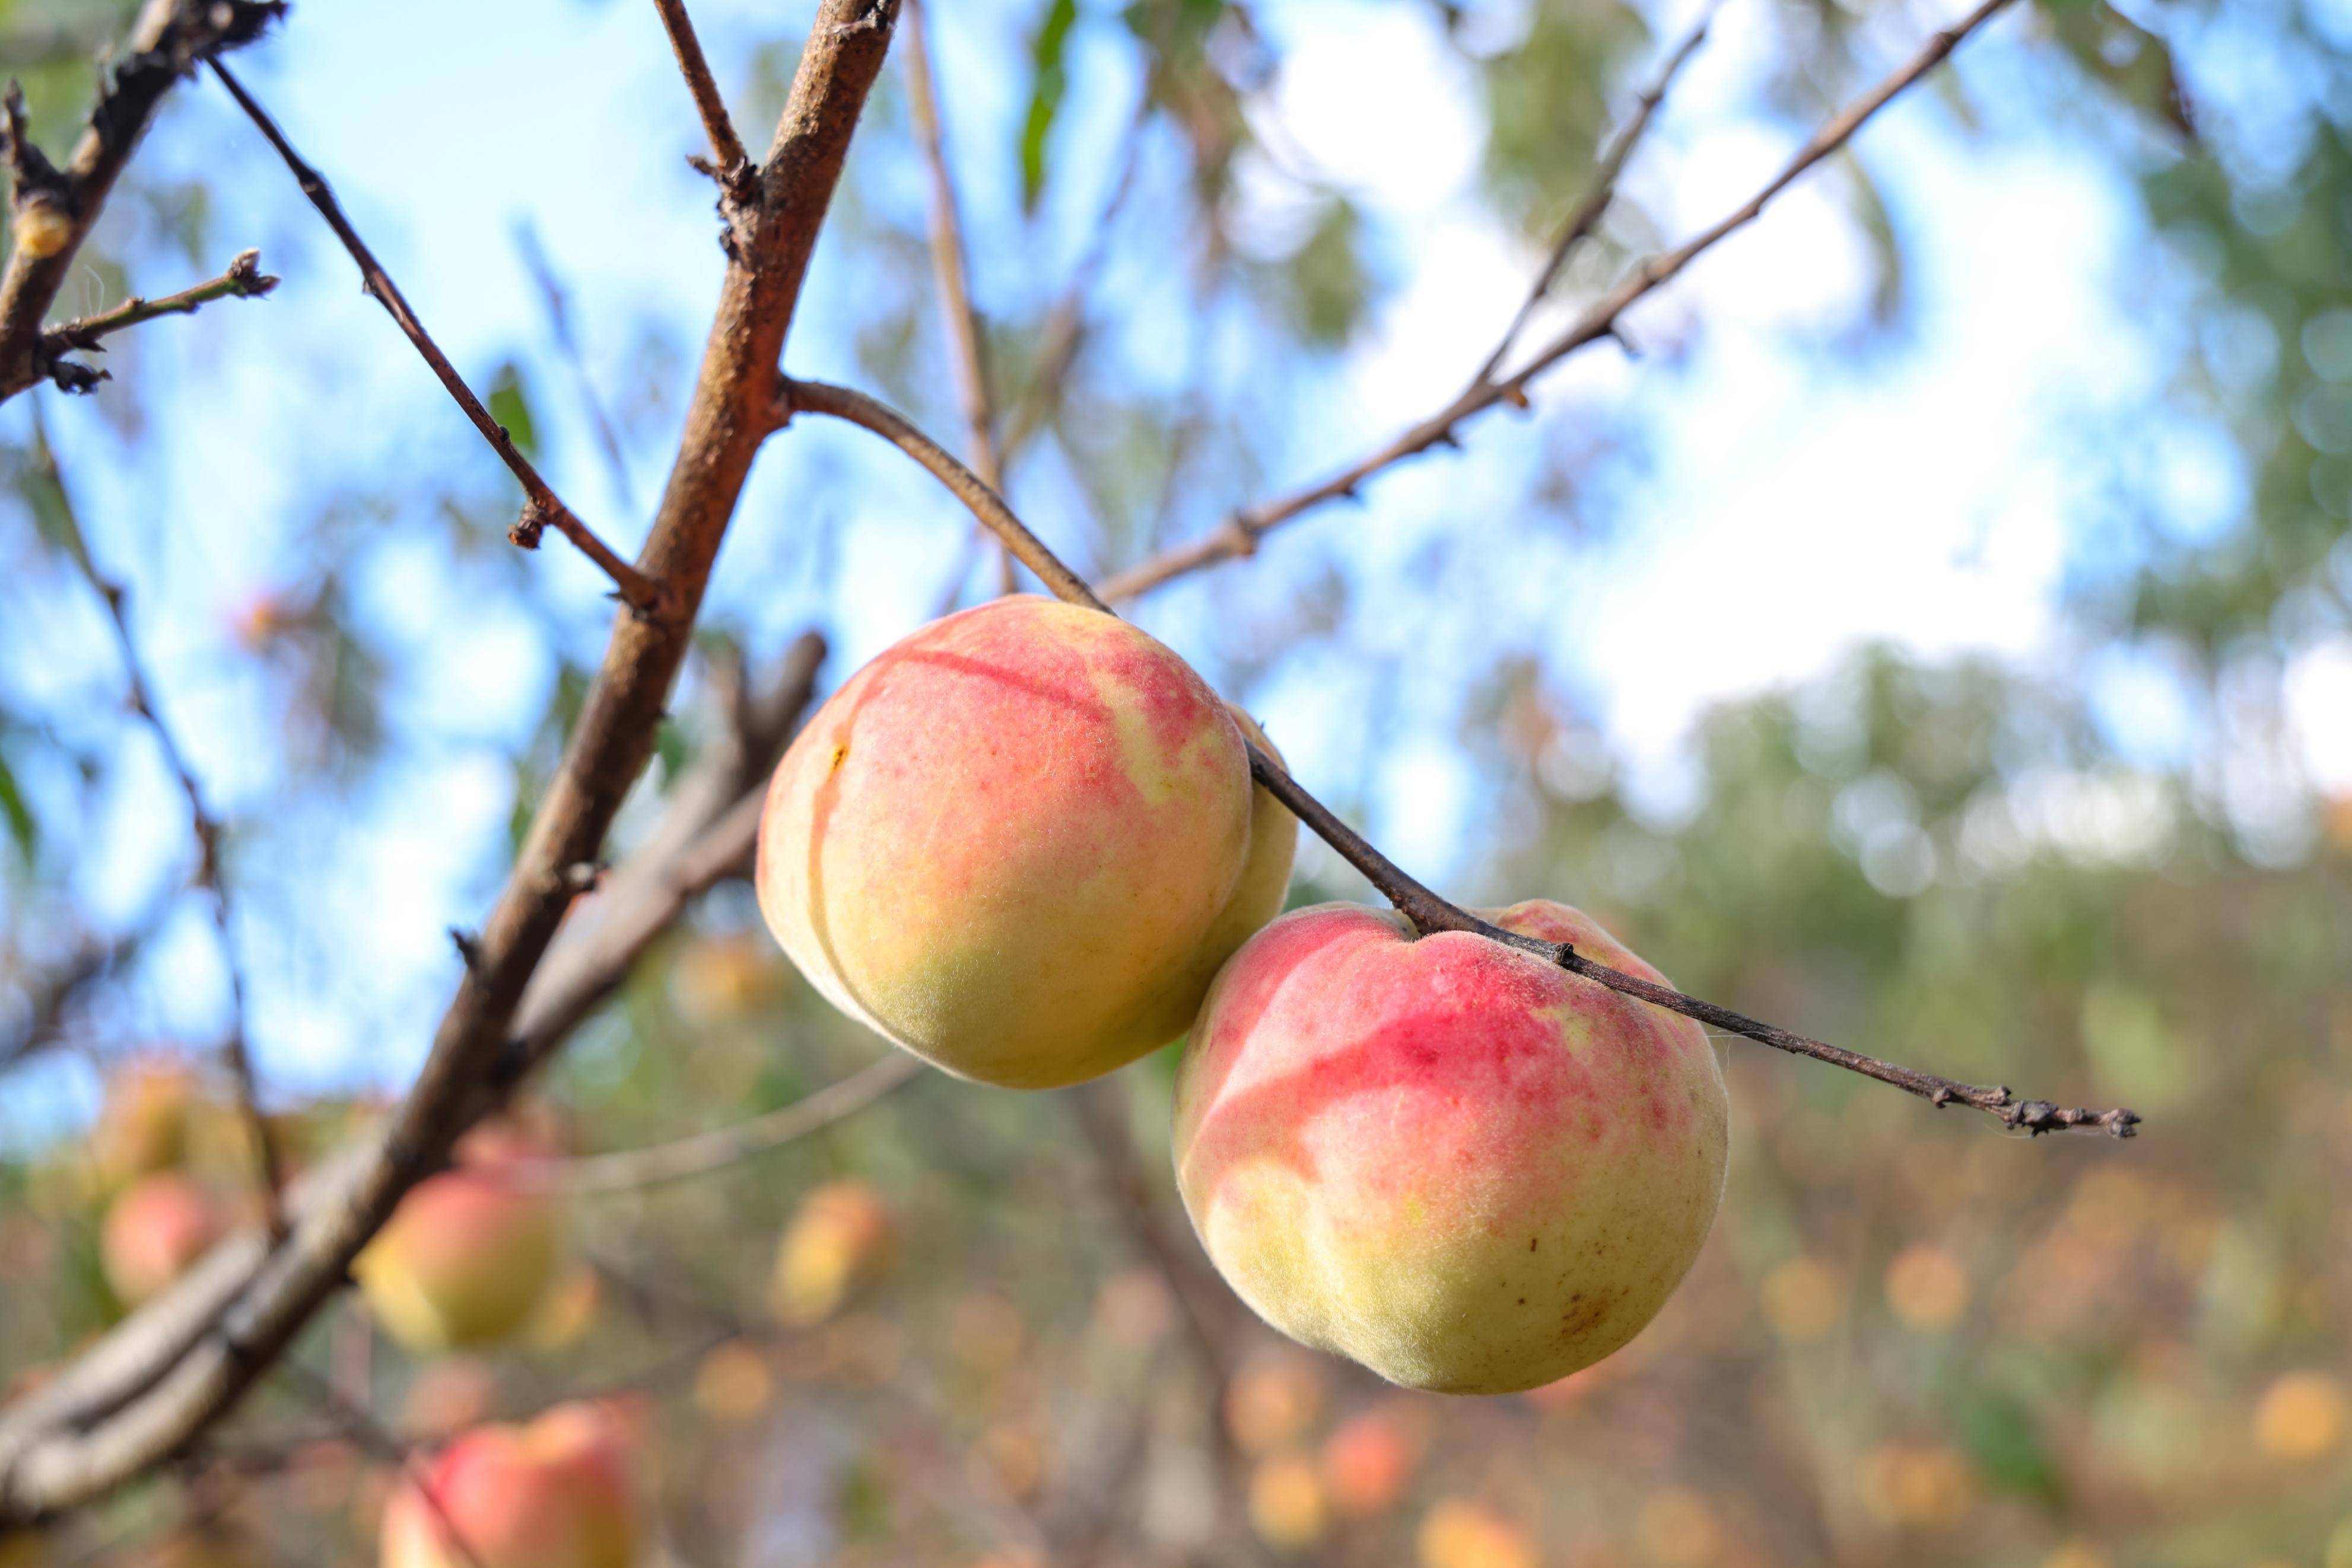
354 1130 564 1352
380 1402 641 1568
756 596 1294 1089
1173 901 1728 1395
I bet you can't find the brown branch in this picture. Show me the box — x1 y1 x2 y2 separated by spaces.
1466 1 1720 390
1096 0 2022 602
777 377 1106 610
33 249 277 380
0 0 284 401
507 1054 920 1194
0 0 897 1522
902 0 1012 599
651 0 757 208
205 61 667 619
26 414 285 1233
780 376 2139 1139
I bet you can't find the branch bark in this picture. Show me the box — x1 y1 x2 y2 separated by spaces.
0 0 898 1522
1096 0 2020 602
0 0 284 400
780 374 2140 1141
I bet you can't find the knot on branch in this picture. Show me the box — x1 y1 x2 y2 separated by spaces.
508 501 551 551
1221 515 1265 558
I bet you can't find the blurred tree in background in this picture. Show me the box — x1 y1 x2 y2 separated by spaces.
0 0 2348 1564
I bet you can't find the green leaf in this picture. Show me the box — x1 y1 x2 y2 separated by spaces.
1019 0 1079 215
1959 1394 2062 1506
0 748 33 863
487 361 539 461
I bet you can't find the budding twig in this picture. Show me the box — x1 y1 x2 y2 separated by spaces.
26 414 290 1230
1097 0 2022 602
206 61 668 619
783 376 2138 1138
32 248 278 388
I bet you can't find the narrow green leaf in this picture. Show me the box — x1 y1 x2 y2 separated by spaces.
488 361 539 460
1021 0 1079 214
0 748 35 863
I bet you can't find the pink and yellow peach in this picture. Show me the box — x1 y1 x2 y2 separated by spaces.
100 1172 226 1306
354 1127 565 1352
380 1401 641 1568
756 596 1293 1089
1173 901 1727 1395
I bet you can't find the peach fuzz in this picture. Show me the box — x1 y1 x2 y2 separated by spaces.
1173 901 1728 1395
100 1172 225 1306
380 1401 641 1568
756 595 1293 1089
354 1128 564 1352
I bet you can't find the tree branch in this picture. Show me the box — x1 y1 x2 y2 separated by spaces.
0 0 898 1521
513 223 637 516
27 413 285 1232
778 375 2139 1140
901 0 1012 594
0 0 285 400
510 1054 920 1195
205 61 667 619
1466 1 1720 390
33 249 277 383
1096 0 2020 602
652 0 755 199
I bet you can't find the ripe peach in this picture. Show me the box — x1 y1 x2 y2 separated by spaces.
755 596 1293 1088
1321 1407 1420 1518
770 1179 892 1326
100 1172 225 1306
354 1128 564 1352
1174 901 1728 1395
380 1401 641 1568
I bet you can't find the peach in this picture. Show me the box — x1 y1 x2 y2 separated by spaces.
755 596 1293 1089
380 1402 641 1568
355 1128 564 1352
100 1172 225 1305
769 1179 893 1326
1173 901 1727 1395
1321 1408 1420 1518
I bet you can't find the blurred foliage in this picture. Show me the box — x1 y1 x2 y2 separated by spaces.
1 0 2350 1564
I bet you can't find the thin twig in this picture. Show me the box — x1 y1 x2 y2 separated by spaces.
506 1054 920 1194
1467 0 1721 390
274 1365 487 1568
776 378 1108 612
781 376 2139 1138
206 61 667 619
1097 0 2022 602
651 0 757 205
36 249 277 374
902 0 1015 596
27 415 288 1229
0 0 285 401
513 223 638 516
